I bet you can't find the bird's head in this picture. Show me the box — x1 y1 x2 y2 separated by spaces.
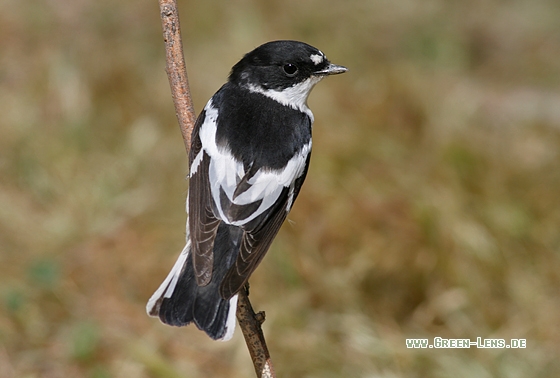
229 40 347 111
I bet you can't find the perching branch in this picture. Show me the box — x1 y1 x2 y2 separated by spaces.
159 0 196 151
237 286 276 378
157 1 276 377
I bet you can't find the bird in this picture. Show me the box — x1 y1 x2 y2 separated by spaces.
147 40 347 340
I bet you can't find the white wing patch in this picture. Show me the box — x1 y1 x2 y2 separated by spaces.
197 100 311 227
190 149 204 176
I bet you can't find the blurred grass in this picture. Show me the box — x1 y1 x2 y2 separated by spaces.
1 0 560 377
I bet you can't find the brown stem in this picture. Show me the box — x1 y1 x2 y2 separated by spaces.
157 1 275 376
236 286 276 378
158 0 196 151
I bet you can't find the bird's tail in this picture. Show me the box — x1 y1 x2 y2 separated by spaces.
146 224 240 341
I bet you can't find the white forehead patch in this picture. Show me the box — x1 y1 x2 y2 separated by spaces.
310 53 324 65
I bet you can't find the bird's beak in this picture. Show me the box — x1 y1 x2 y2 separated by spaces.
314 63 348 76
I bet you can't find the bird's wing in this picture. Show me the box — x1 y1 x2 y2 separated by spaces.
188 109 221 286
219 154 311 299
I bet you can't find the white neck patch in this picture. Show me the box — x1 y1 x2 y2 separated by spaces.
247 76 322 122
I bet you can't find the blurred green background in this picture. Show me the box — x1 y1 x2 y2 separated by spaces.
1 0 560 377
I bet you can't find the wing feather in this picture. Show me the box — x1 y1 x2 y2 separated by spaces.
219 154 311 299
189 110 221 286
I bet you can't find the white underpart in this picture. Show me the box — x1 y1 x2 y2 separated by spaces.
247 76 323 122
196 100 311 226
220 294 238 341
310 53 324 65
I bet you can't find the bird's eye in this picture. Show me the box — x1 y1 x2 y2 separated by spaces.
283 63 298 76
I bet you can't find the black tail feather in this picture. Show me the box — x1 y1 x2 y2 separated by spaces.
155 223 242 340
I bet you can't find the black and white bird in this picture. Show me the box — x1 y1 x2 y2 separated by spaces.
147 40 346 340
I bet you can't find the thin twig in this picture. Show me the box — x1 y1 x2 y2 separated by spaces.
159 0 196 151
157 1 276 377
237 286 276 378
